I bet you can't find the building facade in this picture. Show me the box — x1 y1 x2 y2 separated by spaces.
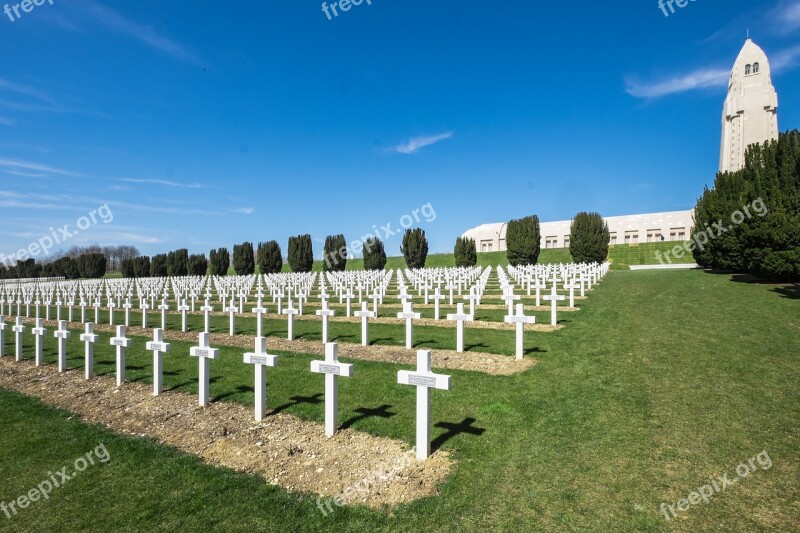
720 39 779 173
461 210 695 252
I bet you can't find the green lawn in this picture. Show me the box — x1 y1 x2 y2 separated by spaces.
1 270 797 531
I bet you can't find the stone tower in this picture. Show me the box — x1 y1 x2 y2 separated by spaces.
720 39 779 173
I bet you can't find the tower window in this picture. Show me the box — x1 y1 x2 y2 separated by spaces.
745 64 751 75
753 62 760 73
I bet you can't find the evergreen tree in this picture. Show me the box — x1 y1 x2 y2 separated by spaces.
257 241 283 274
454 237 478 267
401 228 429 269
209 248 230 276
233 242 256 275
323 234 348 272
288 234 314 273
120 258 136 278
506 215 541 266
569 212 610 263
363 237 387 271
150 254 168 277
167 249 189 276
188 254 208 276
133 256 151 278
77 253 107 278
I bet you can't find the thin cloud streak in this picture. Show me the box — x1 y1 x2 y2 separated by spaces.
394 132 453 154
120 178 208 189
0 158 85 177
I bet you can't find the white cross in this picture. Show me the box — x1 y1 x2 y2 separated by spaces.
542 285 566 326
464 288 480 316
141 300 150 329
108 300 116 326
201 298 214 333
80 300 87 323
430 288 446 320
533 279 545 307
190 332 220 407
504 304 536 360
54 320 71 372
146 328 172 396
353 302 376 346
93 298 101 324
398 350 452 460
397 302 422 350
282 301 300 340
178 299 190 333
446 303 474 353
251 300 268 338
225 303 238 337
501 289 521 317
12 317 25 362
316 299 336 344
243 337 279 421
565 281 579 308
80 323 98 380
32 318 47 367
123 299 133 327
310 343 353 437
0 316 6 358
370 292 381 316
110 325 133 387
275 293 284 315
343 291 354 317
158 299 170 330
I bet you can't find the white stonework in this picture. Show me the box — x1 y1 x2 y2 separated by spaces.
720 39 779 173
461 210 694 251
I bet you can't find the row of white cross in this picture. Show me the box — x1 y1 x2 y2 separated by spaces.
0 317 449 461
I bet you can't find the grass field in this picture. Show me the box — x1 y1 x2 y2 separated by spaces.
3 270 797 531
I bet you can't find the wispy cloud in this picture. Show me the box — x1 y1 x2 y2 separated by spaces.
0 158 85 177
0 116 13 126
769 0 800 34
119 178 207 189
625 68 729 99
230 207 255 215
771 44 800 70
76 0 204 66
394 132 453 154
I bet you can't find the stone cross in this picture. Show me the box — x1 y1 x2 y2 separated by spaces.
446 303 474 353
141 300 150 329
201 298 214 333
225 303 238 337
310 343 353 437
430 288 446 320
0 316 5 357
80 323 98 380
542 285 566 326
110 325 133 387
178 299 190 333
32 318 47 367
244 337 279 421
282 301 300 341
123 298 133 327
315 299 335 344
353 302 376 347
504 303 536 360
190 332 220 406
397 350 452 460
146 328 171 396
158 299 170 330
397 302 422 350
251 300 268 338
13 317 25 362
54 320 71 372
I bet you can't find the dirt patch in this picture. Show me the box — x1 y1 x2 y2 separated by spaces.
22 318 538 376
0 357 453 510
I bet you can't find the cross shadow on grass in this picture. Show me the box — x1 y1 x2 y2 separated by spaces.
524 347 547 355
340 404 396 430
369 338 393 346
213 385 255 402
269 393 323 416
431 417 486 453
331 334 356 342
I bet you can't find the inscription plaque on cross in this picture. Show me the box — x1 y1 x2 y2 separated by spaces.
80 323 98 380
54 320 71 372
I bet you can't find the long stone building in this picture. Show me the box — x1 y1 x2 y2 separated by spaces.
461 211 694 252
462 40 780 252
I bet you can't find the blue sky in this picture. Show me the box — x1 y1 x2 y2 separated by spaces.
0 0 798 260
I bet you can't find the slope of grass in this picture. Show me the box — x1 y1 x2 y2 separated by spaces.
1 270 797 531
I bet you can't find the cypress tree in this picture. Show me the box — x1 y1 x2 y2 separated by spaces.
323 234 348 272
209 248 230 276
188 254 208 276
506 215 541 266
363 237 387 271
288 234 314 273
401 228 429 269
233 242 256 275
569 212 610 263
257 241 283 274
454 237 477 267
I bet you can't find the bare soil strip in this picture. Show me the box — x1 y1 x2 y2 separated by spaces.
21 318 539 376
0 357 453 510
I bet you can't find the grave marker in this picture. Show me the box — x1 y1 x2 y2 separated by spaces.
54 320 71 372
13 317 25 362
146 329 171 396
110 326 133 387
190 332 220 406
243 337 279 421
504 304 536 360
32 318 46 367
310 343 353 437
80 323 98 380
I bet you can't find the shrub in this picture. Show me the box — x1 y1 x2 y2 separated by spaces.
363 237 387 271
323 234 348 272
569 212 610 263
150 254 168 277
288 234 314 273
506 215 541 266
233 242 256 275
188 254 208 276
209 248 230 276
401 229 429 269
257 241 283 274
454 237 477 267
